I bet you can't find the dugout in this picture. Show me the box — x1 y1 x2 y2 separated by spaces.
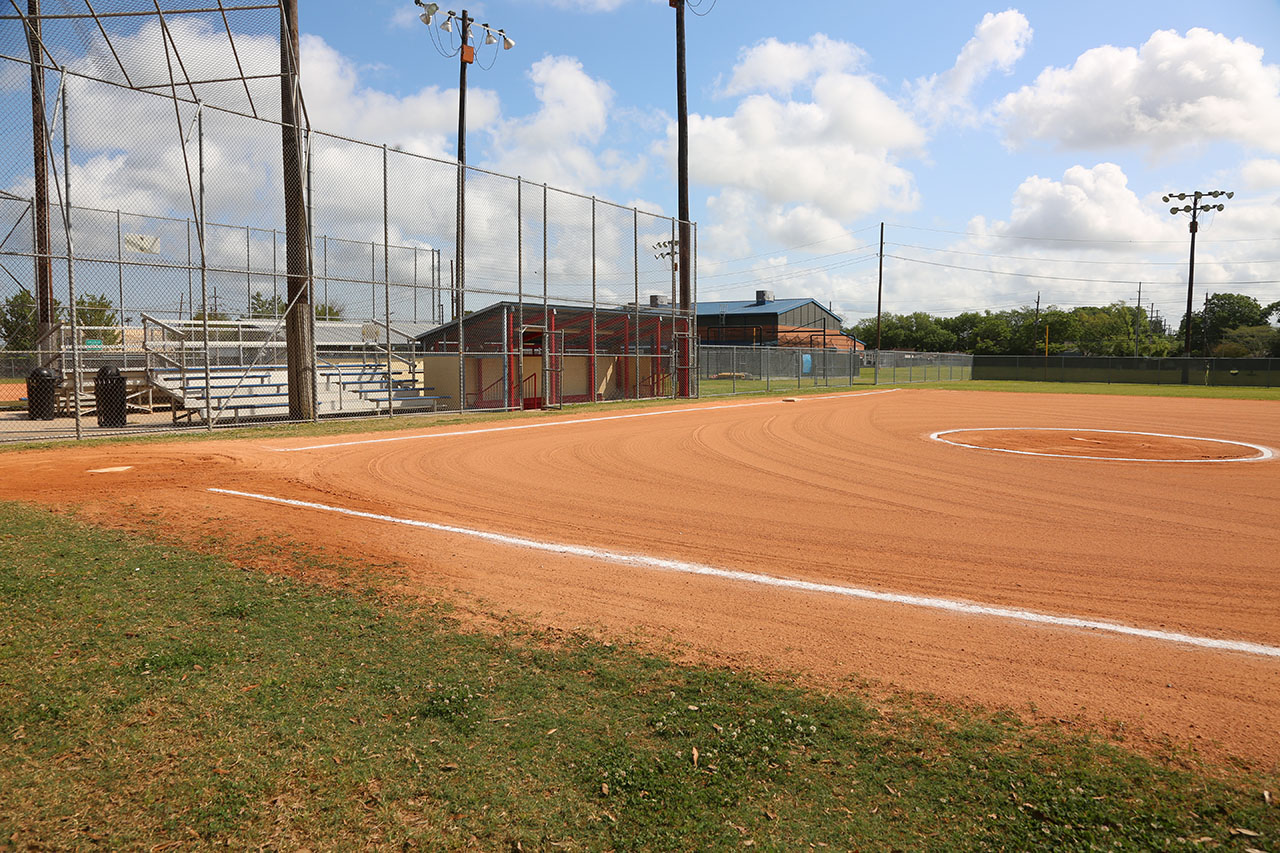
414 301 694 409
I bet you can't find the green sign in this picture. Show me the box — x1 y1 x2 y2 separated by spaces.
85 339 103 349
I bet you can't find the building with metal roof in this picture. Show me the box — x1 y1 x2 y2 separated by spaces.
698 291 863 350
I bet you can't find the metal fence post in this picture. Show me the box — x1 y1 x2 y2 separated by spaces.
198 103 212 430
306 127 318 422
116 208 125 368
383 144 392 418
61 71 81 439
633 206 639 401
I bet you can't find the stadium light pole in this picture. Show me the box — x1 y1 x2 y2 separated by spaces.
412 2 513 326
1164 189 1231 357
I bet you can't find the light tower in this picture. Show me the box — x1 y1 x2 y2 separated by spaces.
1164 189 1231 357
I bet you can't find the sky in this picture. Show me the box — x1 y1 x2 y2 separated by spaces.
297 0 1280 325
4 0 1280 328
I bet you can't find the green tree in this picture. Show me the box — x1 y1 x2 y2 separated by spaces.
314 301 343 320
0 288 46 351
1071 304 1134 356
1214 325 1279 358
72 293 122 346
247 291 288 319
1178 292 1269 354
847 312 955 352
1 290 125 349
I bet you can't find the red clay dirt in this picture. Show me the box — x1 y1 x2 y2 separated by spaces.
941 427 1263 460
2 388 1278 768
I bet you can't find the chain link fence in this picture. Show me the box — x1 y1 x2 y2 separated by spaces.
972 356 1280 387
697 347 972 397
0 6 695 442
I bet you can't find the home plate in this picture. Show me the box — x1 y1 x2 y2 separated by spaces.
87 466 134 474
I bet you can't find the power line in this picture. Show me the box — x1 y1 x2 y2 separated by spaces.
697 242 878 280
887 222 1280 245
885 241 1280 267
703 224 881 268
885 253 1280 287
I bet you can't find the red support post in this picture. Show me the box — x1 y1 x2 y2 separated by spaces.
589 312 597 402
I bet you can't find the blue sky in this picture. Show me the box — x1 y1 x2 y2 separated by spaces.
288 0 1280 324
4 0 1279 326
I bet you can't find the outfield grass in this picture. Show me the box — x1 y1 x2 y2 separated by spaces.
928 380 1280 401
1 503 1275 849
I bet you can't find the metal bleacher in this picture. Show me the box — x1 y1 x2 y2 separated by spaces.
148 364 446 424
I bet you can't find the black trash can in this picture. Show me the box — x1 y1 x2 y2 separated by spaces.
26 367 60 421
94 365 128 428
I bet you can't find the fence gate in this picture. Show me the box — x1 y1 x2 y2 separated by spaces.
516 326 563 410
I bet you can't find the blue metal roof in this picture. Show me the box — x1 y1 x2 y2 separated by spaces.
697 298 841 321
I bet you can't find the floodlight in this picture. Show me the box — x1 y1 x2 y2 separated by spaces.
484 25 497 45
415 1 439 25
1217 204 1225 211
441 13 453 32
500 29 515 49
1226 191 1234 199
1162 195 1170 203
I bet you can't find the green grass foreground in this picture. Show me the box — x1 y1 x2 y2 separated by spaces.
1 504 1276 849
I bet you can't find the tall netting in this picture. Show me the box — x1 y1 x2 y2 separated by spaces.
0 4 695 441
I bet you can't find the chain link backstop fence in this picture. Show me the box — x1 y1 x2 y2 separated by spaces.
0 3 695 441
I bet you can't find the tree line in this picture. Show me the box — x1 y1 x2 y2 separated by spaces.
845 293 1280 358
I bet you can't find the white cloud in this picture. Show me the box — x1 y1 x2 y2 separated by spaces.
859 162 1280 320
912 10 1032 125
720 34 866 98
668 39 925 258
1240 159 1280 191
301 34 498 159
973 162 1170 244
487 55 643 193
997 28 1280 153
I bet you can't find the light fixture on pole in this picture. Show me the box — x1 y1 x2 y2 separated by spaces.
1163 189 1232 357
411 0 513 339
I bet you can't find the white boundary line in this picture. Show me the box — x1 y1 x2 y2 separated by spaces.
208 487 1280 659
266 388 903 453
930 427 1275 463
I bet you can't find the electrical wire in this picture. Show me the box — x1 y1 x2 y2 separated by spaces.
696 242 878 280
888 222 1280 245
886 242 1280 267
885 253 1280 287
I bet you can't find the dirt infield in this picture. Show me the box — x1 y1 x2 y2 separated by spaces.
2 388 1277 766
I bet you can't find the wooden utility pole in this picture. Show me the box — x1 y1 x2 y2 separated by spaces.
673 0 692 396
1134 282 1142 356
875 222 884 352
27 0 54 355
280 0 315 419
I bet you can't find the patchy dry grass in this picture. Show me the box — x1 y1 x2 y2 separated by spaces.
1 502 1276 850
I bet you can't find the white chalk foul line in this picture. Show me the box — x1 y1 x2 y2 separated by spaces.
208 487 1280 659
930 427 1275 463
267 388 903 453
